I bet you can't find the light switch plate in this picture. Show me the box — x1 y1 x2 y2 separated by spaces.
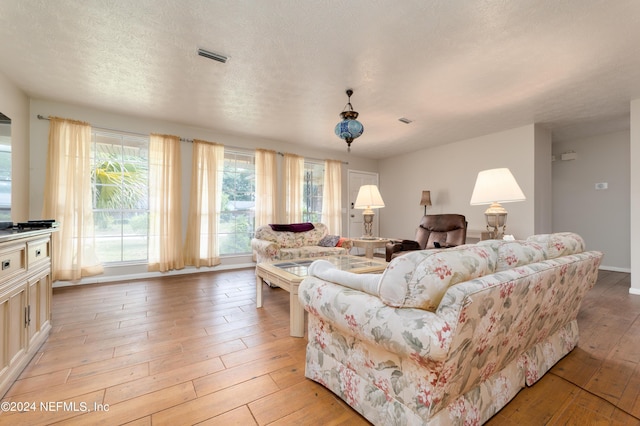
595 182 608 190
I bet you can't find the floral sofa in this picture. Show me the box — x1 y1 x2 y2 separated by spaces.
251 222 352 263
298 233 603 425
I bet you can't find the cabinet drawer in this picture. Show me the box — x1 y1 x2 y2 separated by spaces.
0 244 27 281
27 239 50 269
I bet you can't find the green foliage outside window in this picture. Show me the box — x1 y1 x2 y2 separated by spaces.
220 151 255 255
303 162 324 223
91 132 149 263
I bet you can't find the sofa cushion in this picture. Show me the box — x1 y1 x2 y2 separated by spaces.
274 245 349 261
378 245 496 311
477 240 546 272
526 232 585 259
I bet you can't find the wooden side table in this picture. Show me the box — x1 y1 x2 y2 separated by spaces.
351 238 390 258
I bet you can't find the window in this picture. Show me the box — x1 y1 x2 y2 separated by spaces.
220 150 255 255
0 144 10 222
303 161 324 223
91 131 149 263
89 138 322 261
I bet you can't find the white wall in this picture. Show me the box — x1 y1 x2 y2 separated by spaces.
553 131 630 271
534 126 553 234
378 124 541 241
13 94 637 288
630 99 640 294
29 98 378 280
0 72 30 221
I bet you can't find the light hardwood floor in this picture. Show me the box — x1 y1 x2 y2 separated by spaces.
0 268 639 425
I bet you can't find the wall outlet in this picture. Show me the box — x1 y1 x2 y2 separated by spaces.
595 182 608 190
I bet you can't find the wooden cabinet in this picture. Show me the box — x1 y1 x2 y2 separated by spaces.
0 230 54 398
0 282 27 379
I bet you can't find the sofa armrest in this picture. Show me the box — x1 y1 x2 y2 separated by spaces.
385 239 421 261
385 240 402 261
250 238 280 261
299 276 451 363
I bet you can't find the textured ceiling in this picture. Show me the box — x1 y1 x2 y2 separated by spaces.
1 0 639 159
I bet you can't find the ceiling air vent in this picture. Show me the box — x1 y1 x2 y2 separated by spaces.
197 48 228 63
398 117 413 124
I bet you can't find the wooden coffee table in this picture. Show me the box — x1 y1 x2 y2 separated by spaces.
255 255 388 337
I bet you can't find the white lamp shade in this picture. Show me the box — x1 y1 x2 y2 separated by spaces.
470 168 526 205
354 185 385 209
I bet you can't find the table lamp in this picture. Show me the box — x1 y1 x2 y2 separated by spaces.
420 190 432 215
470 168 525 239
354 184 385 239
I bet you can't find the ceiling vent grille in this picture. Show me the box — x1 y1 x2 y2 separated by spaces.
398 117 413 124
197 48 228 63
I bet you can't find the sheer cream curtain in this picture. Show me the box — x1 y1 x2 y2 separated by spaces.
184 140 224 267
322 159 343 234
254 148 277 227
148 133 184 272
282 153 304 223
42 117 103 280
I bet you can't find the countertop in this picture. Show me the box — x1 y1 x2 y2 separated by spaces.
0 226 58 244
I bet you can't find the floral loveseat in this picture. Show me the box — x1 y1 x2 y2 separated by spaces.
251 222 352 263
298 233 603 425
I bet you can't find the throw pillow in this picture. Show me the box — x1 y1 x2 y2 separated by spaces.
318 234 341 247
269 223 315 232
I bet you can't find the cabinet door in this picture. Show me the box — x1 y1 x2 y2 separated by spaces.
27 269 52 348
0 282 27 375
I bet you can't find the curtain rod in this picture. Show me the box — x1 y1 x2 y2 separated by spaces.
38 114 347 164
38 114 205 142
37 114 150 138
277 151 348 165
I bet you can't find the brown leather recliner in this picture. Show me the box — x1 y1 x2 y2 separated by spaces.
385 214 468 261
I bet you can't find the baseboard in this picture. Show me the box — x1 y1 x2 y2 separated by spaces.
599 265 631 273
597 266 638 296
53 262 256 288
50 263 637 291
